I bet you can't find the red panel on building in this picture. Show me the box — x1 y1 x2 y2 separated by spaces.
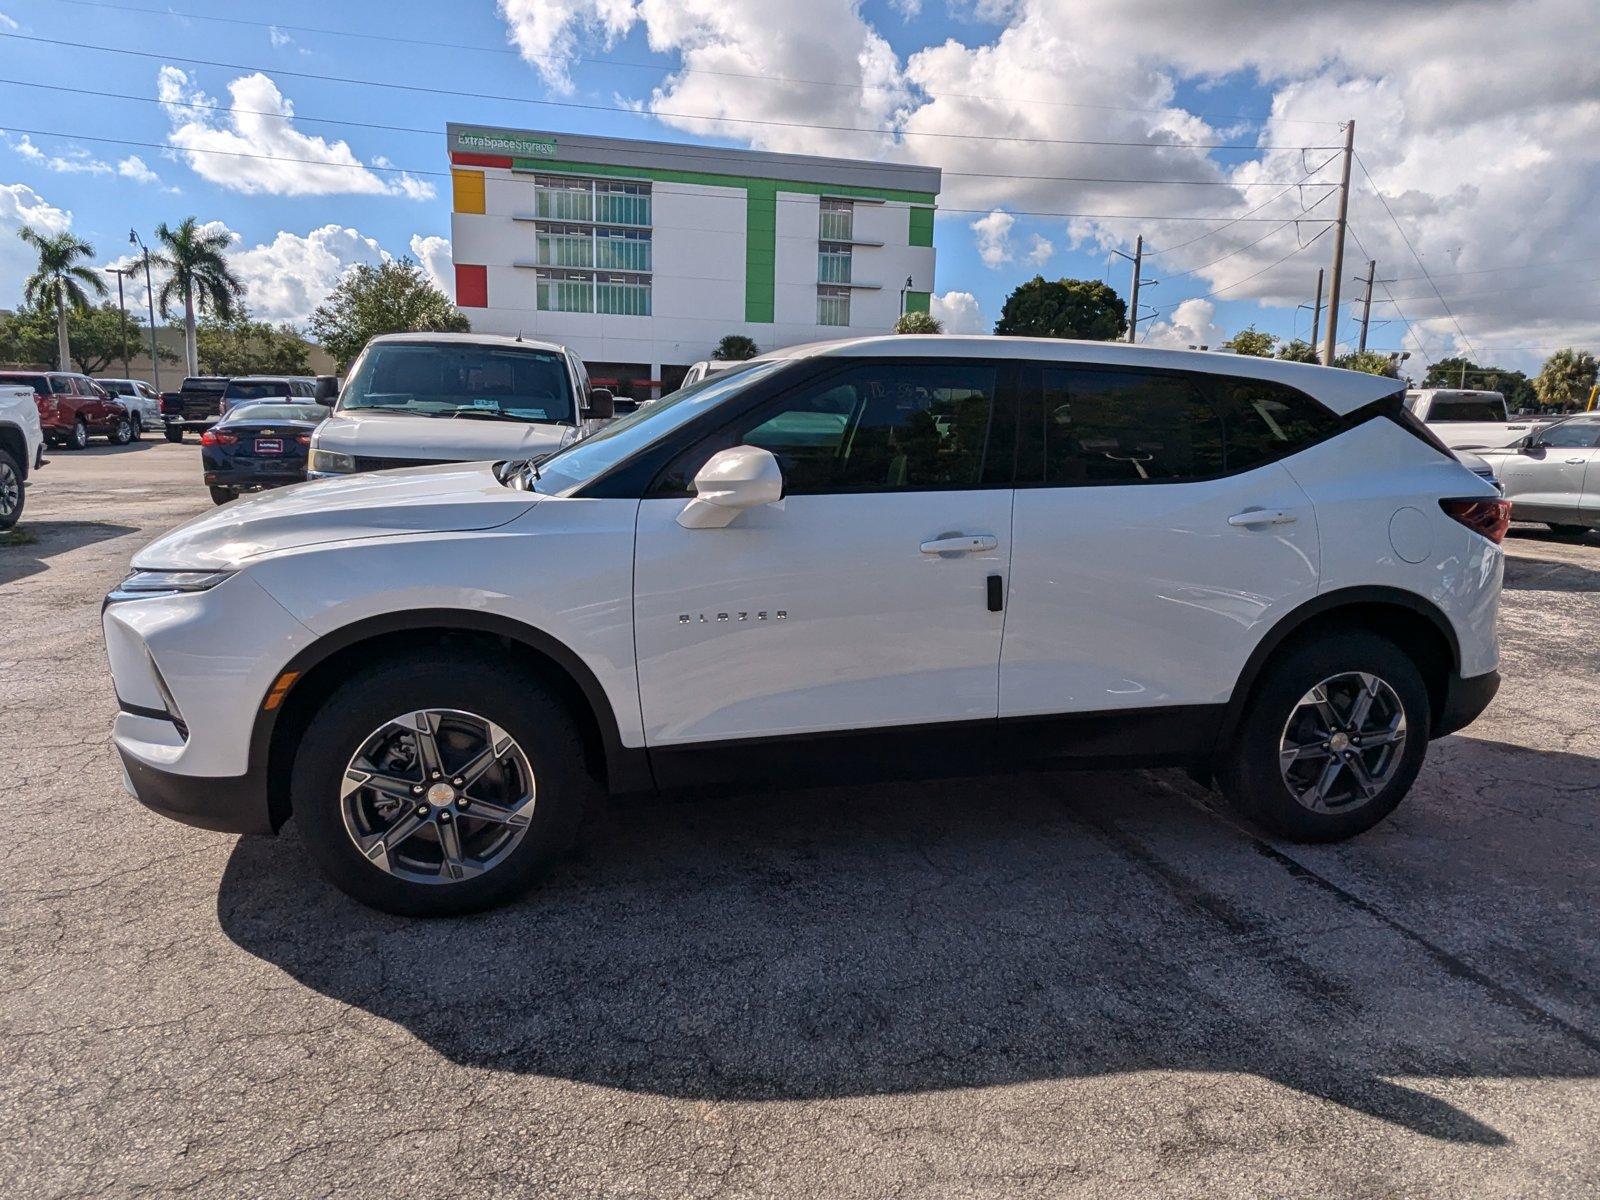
451 152 514 169
455 263 488 308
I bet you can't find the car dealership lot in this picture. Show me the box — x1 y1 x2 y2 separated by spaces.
2 442 1598 1197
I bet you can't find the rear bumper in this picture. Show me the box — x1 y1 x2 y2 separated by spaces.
1434 669 1500 738
164 417 217 431
118 745 274 835
203 467 307 489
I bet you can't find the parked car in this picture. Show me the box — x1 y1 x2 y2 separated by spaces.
105 337 1508 916
200 401 329 505
97 378 162 434
159 376 230 442
307 334 610 478
680 359 753 388
217 375 320 418
0 381 44 530
1403 388 1550 451
0 371 135 448
1472 414 1600 538
1454 449 1503 495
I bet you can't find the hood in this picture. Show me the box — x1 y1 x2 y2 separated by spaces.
314 409 576 461
134 462 538 570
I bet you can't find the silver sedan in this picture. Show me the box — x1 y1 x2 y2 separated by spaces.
1476 414 1600 538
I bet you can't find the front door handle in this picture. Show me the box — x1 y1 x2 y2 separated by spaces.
1566 458 1587 464
920 533 998 555
1228 509 1298 528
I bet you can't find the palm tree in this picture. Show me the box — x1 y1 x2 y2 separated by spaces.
154 217 244 376
18 226 107 370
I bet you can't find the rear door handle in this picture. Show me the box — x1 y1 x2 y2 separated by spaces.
920 533 998 555
1228 509 1298 528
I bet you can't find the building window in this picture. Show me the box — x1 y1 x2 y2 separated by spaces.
535 225 594 268
818 245 853 285
818 286 851 327
595 181 651 227
820 198 853 241
534 177 592 222
596 274 652 316
595 227 652 272
537 270 596 313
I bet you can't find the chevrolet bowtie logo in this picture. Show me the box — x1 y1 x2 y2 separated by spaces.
679 611 787 624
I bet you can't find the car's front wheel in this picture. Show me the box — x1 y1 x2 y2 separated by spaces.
129 414 143 441
1217 630 1430 842
110 416 134 445
0 447 23 531
291 653 594 915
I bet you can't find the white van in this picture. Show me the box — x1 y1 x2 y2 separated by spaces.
308 333 609 477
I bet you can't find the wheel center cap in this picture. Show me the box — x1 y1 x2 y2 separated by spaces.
426 782 456 806
1329 732 1351 752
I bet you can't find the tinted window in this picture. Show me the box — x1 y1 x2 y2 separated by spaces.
1429 396 1505 421
220 403 326 424
103 381 134 395
50 377 74 394
710 363 997 494
1025 367 1222 484
0 373 48 393
1539 420 1600 449
224 380 292 401
340 344 575 424
1213 377 1342 472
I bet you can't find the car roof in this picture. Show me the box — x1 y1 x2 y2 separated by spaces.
365 331 570 354
754 335 1403 417
228 375 314 382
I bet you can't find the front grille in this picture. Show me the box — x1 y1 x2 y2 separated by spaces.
352 454 454 472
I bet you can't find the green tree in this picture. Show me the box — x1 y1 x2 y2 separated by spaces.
308 258 469 370
1423 357 1536 410
0 302 59 367
65 302 151 374
1274 339 1319 364
1334 350 1403 378
712 334 760 361
1221 326 1278 357
17 225 107 369
1532 348 1598 412
154 217 245 378
196 309 311 376
893 311 944 334
993 277 1125 341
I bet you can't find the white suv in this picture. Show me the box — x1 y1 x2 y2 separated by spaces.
103 337 1507 915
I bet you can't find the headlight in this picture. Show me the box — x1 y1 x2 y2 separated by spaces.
105 570 234 604
309 448 356 474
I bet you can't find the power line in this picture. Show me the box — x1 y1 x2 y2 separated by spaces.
1190 224 1332 301
1158 188 1339 281
0 31 1338 153
0 77 1334 190
39 0 1345 128
1144 155 1340 256
1369 275 1600 306
0 123 1339 224
1348 223 1428 359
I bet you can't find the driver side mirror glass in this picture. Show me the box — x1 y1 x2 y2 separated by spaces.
313 375 339 405
677 445 784 529
586 387 615 420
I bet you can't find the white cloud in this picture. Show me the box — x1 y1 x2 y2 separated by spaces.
887 0 922 16
0 11 18 31
8 134 113 175
496 0 639 93
972 209 1014 268
1141 297 1224 350
1024 232 1054 266
116 155 162 185
228 224 390 324
0 181 72 304
158 67 435 200
409 234 454 295
268 25 293 48
930 289 987 333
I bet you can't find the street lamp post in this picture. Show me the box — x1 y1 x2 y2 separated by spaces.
107 266 134 379
129 229 161 394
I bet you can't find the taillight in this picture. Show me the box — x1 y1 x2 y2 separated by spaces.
1440 497 1511 544
200 430 237 446
295 434 311 445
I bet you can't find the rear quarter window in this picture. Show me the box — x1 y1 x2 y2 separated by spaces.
1211 377 1344 472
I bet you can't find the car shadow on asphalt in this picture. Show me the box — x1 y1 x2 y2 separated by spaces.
0 519 138 584
217 744 1600 1148
1502 554 1600 593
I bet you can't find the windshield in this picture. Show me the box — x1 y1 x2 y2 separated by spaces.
220 403 326 424
339 343 574 424
225 380 292 401
528 359 789 495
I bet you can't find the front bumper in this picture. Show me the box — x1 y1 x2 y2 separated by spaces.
118 743 273 835
1434 669 1500 738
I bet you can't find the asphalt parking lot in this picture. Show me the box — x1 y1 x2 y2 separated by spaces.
3 440 1598 1198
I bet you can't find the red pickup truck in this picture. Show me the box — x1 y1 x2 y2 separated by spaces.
0 371 135 449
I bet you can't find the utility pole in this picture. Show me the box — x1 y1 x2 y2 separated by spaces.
129 229 162 394
1322 119 1355 366
108 266 134 378
1112 236 1158 343
1309 268 1324 353
1356 259 1377 353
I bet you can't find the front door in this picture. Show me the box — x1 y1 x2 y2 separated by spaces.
632 359 1013 750
1497 419 1600 521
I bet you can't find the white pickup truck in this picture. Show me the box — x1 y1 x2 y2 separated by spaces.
1403 388 1550 451
0 382 45 530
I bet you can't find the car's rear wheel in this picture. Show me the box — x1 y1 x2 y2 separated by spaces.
207 485 234 505
0 447 23 531
1547 523 1591 539
66 419 89 450
291 653 594 916
164 426 183 443
110 417 133 445
1218 630 1430 842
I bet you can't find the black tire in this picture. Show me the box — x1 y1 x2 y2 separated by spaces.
129 414 143 441
0 447 22 531
164 426 184 444
1217 630 1430 842
290 653 595 916
208 485 234 505
66 419 89 450
110 417 133 445
1547 524 1592 539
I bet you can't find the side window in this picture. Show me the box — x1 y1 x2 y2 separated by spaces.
50 376 74 395
1028 367 1223 484
1540 421 1600 449
1213 377 1343 472
660 362 998 495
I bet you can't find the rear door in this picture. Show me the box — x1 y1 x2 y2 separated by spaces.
1496 419 1600 519
999 364 1324 723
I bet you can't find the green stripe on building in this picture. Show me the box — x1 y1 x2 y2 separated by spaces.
745 183 777 324
904 291 931 315
908 206 934 248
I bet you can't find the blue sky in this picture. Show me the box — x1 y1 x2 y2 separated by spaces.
2 0 1595 372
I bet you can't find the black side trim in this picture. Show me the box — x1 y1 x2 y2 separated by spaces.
1435 669 1499 738
119 748 273 836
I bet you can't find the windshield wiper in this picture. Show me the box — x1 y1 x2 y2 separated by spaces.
446 408 531 422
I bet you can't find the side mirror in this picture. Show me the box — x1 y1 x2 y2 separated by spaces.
677 445 784 529
586 387 615 420
313 375 339 405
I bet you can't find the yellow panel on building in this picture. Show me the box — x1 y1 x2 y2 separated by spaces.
452 169 486 215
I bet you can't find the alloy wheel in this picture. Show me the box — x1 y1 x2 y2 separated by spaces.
1278 671 1407 814
0 460 17 519
339 708 537 885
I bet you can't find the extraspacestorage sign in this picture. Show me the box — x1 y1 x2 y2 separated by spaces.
454 130 558 158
